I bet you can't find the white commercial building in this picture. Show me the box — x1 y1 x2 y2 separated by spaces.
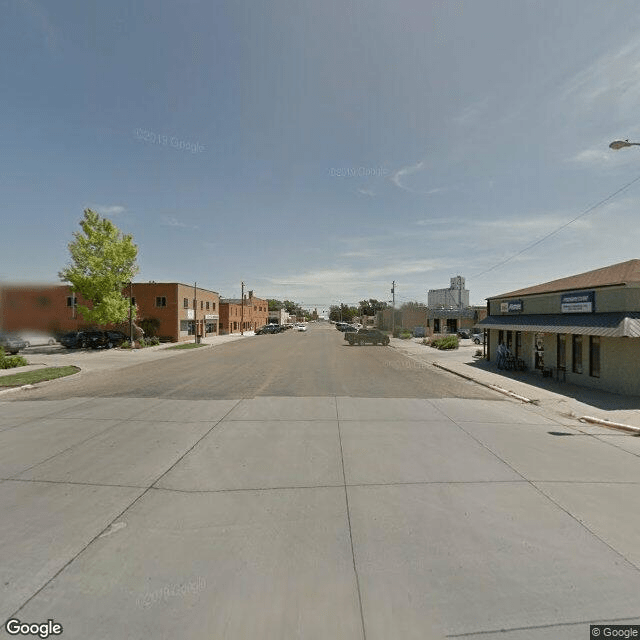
428 276 469 309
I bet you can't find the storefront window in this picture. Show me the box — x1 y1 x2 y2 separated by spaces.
589 336 600 378
572 335 583 374
535 333 544 370
557 334 566 371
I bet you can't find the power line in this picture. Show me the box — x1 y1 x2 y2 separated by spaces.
471 171 640 280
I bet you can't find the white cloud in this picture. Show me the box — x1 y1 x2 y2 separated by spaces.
452 97 489 127
558 35 640 125
18 0 59 52
161 216 198 229
356 188 376 197
389 161 425 192
95 205 125 216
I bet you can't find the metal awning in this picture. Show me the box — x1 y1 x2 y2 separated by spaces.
477 312 640 338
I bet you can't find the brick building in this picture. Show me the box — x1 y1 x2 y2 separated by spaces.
0 283 92 336
0 282 220 343
130 283 220 342
219 292 269 334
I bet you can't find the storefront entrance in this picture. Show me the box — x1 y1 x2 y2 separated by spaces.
534 332 544 370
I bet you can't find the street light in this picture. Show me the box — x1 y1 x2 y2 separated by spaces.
609 139 640 150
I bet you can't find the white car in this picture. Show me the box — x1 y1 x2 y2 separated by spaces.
19 331 58 347
295 323 307 332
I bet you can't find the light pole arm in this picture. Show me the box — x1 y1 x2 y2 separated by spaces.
609 140 640 150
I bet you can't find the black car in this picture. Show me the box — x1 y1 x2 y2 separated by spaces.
0 332 28 355
60 331 87 349
82 330 110 349
104 331 128 347
457 329 471 339
256 325 282 335
59 329 123 349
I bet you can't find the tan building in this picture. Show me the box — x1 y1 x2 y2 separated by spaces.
219 293 269 334
0 282 220 343
479 260 640 396
376 305 485 336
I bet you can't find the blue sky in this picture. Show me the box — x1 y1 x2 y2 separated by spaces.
3 0 640 312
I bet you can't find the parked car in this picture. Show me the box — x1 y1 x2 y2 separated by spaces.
104 331 128 347
20 331 58 347
344 328 390 346
0 332 28 355
457 329 471 339
295 323 307 332
412 326 426 338
336 323 357 332
60 331 87 349
471 332 485 345
256 325 282 335
82 330 109 349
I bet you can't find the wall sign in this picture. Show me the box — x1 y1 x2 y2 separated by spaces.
500 300 523 313
561 290 594 313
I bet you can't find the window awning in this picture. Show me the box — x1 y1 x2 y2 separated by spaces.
477 312 640 338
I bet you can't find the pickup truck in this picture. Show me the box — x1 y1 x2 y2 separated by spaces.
344 328 390 346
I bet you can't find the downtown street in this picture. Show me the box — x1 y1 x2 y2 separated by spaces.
1 323 639 639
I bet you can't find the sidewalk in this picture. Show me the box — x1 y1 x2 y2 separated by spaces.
390 337 640 431
0 332 255 379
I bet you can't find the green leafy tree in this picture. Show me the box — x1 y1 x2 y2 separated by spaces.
59 209 139 326
359 298 388 316
268 299 283 311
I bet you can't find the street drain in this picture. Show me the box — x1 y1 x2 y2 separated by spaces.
547 431 576 436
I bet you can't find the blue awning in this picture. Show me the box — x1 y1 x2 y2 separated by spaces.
477 312 640 337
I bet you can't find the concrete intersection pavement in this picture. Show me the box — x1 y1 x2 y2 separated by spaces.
1 394 639 639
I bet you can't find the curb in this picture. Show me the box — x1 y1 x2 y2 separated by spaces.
430 362 536 404
431 363 640 434
0 366 82 396
578 416 640 435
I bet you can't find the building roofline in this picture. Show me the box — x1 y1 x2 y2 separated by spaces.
486 259 640 300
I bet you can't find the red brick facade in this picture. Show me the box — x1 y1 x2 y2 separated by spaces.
0 282 220 343
219 294 269 334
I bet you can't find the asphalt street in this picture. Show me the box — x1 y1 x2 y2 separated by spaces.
11 323 495 400
1 323 639 639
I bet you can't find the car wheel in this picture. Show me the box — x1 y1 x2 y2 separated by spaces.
48 338 55 345
9 350 18 355
24 341 30 348
106 342 114 349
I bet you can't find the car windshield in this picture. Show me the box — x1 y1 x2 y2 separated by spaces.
3 3 639 638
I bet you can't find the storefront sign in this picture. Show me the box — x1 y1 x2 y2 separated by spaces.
204 314 218 320
187 309 195 319
561 291 594 313
500 300 523 313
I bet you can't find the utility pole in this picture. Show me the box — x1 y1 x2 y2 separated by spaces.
241 281 244 335
391 281 396 335
129 281 133 345
194 282 197 344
